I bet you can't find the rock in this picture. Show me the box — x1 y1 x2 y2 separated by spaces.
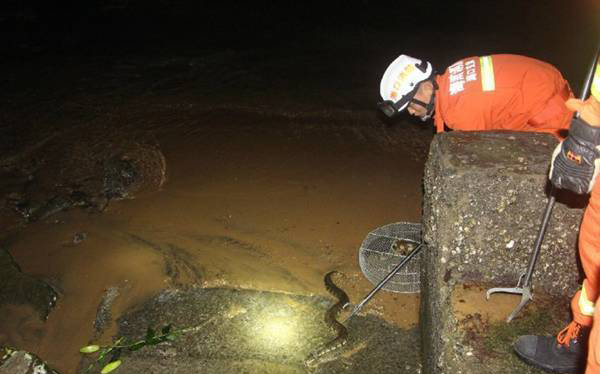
82 287 421 374
102 157 141 199
6 133 167 223
0 347 60 374
421 132 584 374
93 286 121 334
72 232 87 245
0 247 57 320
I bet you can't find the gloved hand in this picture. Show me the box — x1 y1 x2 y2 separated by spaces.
549 116 600 194
566 97 600 126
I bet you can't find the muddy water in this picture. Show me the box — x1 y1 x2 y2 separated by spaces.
1 109 427 373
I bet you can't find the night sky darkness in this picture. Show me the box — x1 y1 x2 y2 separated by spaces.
2 1 599 86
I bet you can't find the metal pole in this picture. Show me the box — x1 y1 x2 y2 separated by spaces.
522 191 555 287
579 45 600 102
486 45 599 322
344 243 424 322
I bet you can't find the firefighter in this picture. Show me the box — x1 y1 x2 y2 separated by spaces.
513 60 600 374
378 54 596 373
378 54 574 137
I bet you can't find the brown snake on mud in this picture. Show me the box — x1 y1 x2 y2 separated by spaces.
304 271 350 368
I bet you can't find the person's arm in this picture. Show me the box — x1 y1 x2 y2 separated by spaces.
549 62 600 194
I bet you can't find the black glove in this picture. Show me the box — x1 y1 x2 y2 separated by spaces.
549 117 600 194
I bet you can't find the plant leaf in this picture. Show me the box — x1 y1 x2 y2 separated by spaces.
101 360 122 374
166 333 177 341
146 336 161 346
128 341 145 351
145 328 155 341
79 345 100 354
97 347 112 363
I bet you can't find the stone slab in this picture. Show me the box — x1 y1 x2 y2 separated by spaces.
0 247 57 320
78 287 421 374
0 347 60 374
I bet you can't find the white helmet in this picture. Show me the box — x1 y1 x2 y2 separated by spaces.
378 55 433 117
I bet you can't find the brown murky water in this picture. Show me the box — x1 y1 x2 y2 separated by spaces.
0 102 430 372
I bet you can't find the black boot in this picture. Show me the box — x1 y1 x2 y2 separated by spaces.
513 321 589 373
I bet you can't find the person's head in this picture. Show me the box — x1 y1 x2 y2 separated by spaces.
378 55 436 121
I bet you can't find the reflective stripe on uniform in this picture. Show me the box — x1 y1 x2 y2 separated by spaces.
579 285 596 316
592 62 600 102
479 56 496 92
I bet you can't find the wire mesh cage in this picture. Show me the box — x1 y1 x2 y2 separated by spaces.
358 222 423 293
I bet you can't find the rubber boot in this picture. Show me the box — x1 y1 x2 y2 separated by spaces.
513 321 590 373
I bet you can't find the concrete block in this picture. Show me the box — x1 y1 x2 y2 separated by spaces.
421 131 585 374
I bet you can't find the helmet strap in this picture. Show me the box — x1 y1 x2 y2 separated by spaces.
409 77 437 119
378 74 438 118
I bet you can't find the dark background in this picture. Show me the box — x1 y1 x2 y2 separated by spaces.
1 1 598 89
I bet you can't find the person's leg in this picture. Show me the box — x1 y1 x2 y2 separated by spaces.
514 182 600 373
585 300 600 374
577 181 600 320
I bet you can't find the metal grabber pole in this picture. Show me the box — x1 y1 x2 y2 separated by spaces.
343 243 424 323
485 190 556 322
486 46 600 322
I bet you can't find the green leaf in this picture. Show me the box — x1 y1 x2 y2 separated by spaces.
100 360 122 374
128 341 145 351
79 345 100 354
97 347 112 363
166 333 177 341
146 336 162 346
145 327 155 341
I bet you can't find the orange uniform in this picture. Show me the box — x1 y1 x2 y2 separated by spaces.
584 179 600 373
434 54 574 137
579 61 600 374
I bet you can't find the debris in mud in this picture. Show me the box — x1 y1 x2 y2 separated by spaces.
71 232 88 245
391 239 417 256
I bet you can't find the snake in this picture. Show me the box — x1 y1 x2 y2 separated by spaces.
304 271 350 368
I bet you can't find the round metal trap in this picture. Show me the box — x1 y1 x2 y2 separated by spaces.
358 222 423 293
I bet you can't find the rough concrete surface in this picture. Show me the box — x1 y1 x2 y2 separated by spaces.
79 287 421 374
421 131 585 374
